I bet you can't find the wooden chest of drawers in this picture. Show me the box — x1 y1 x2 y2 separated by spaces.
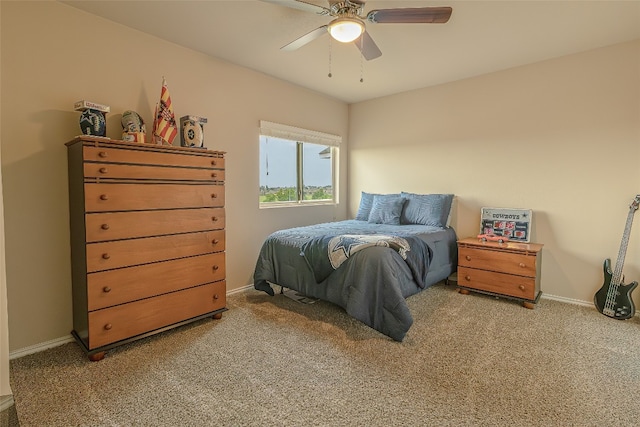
66 137 227 360
456 237 543 308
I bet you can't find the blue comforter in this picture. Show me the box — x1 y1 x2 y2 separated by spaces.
253 220 457 341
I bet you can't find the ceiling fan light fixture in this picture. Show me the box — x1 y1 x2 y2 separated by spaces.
328 17 364 43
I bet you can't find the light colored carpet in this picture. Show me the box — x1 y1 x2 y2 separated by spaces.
8 283 640 426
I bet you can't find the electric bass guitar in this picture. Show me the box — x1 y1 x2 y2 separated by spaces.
594 195 640 319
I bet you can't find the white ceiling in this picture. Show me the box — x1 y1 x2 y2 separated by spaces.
62 0 640 104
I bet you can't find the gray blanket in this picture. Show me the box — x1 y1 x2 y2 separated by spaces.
301 234 433 286
253 220 457 341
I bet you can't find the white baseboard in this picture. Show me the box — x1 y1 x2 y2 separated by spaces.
8 287 254 360
540 293 592 307
9 335 73 360
0 395 14 412
9 286 629 360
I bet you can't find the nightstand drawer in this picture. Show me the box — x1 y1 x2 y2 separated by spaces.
459 247 537 277
458 266 536 300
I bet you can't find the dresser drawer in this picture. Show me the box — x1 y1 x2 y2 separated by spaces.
87 280 226 349
86 208 225 242
83 146 224 170
87 253 225 310
84 162 225 182
458 266 536 300
458 247 537 277
84 183 224 211
86 230 225 272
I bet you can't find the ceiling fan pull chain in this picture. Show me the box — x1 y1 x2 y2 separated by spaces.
359 37 364 83
328 37 333 78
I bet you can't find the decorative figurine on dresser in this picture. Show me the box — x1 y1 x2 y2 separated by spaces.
66 136 227 361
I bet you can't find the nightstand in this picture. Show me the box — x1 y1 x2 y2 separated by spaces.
456 237 543 309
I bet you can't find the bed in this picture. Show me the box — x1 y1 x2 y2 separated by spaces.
253 192 457 341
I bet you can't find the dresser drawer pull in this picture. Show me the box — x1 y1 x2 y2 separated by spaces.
211 172 217 178
98 151 108 158
103 286 111 293
101 224 110 230
212 239 219 245
104 323 112 330
465 255 471 261
213 265 219 271
213 294 220 300
99 194 108 201
465 275 471 281
211 193 218 199
519 285 525 291
211 160 217 166
102 253 110 260
519 263 526 268
99 167 108 174
212 216 218 222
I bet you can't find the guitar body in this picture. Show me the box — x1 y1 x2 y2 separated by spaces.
594 258 638 320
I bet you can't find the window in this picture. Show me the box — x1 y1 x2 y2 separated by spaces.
259 121 340 206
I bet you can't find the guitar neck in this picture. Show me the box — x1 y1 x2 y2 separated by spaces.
612 204 638 285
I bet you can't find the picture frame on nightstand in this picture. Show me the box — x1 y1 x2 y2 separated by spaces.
480 207 532 243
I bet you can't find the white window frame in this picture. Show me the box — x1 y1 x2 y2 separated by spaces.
259 120 341 208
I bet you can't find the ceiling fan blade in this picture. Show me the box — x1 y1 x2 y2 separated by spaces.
262 0 331 16
355 31 382 61
366 7 452 24
281 25 328 51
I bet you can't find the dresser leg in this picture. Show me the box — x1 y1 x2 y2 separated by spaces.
88 351 106 362
457 288 470 295
522 301 536 310
212 313 223 320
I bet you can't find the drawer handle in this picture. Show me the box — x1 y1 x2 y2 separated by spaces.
519 285 526 291
519 263 526 268
104 323 112 330
465 255 471 261
211 160 217 166
102 253 110 260
103 286 111 293
211 172 217 178
212 216 218 222
212 239 220 245
99 167 108 174
465 275 471 281
211 193 218 199
213 265 219 271
213 294 220 300
98 151 108 158
101 224 110 230
99 194 108 201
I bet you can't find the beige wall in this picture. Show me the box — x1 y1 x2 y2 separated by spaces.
0 0 13 402
1 1 638 354
349 39 640 304
0 1 348 351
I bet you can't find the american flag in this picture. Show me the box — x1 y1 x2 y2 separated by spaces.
152 77 177 145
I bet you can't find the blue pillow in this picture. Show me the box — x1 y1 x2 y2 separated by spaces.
355 192 378 221
367 195 406 225
400 193 454 227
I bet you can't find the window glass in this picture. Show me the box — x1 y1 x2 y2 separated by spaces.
302 143 332 201
259 136 297 203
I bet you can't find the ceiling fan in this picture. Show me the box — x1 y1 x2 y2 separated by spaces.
264 0 452 60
